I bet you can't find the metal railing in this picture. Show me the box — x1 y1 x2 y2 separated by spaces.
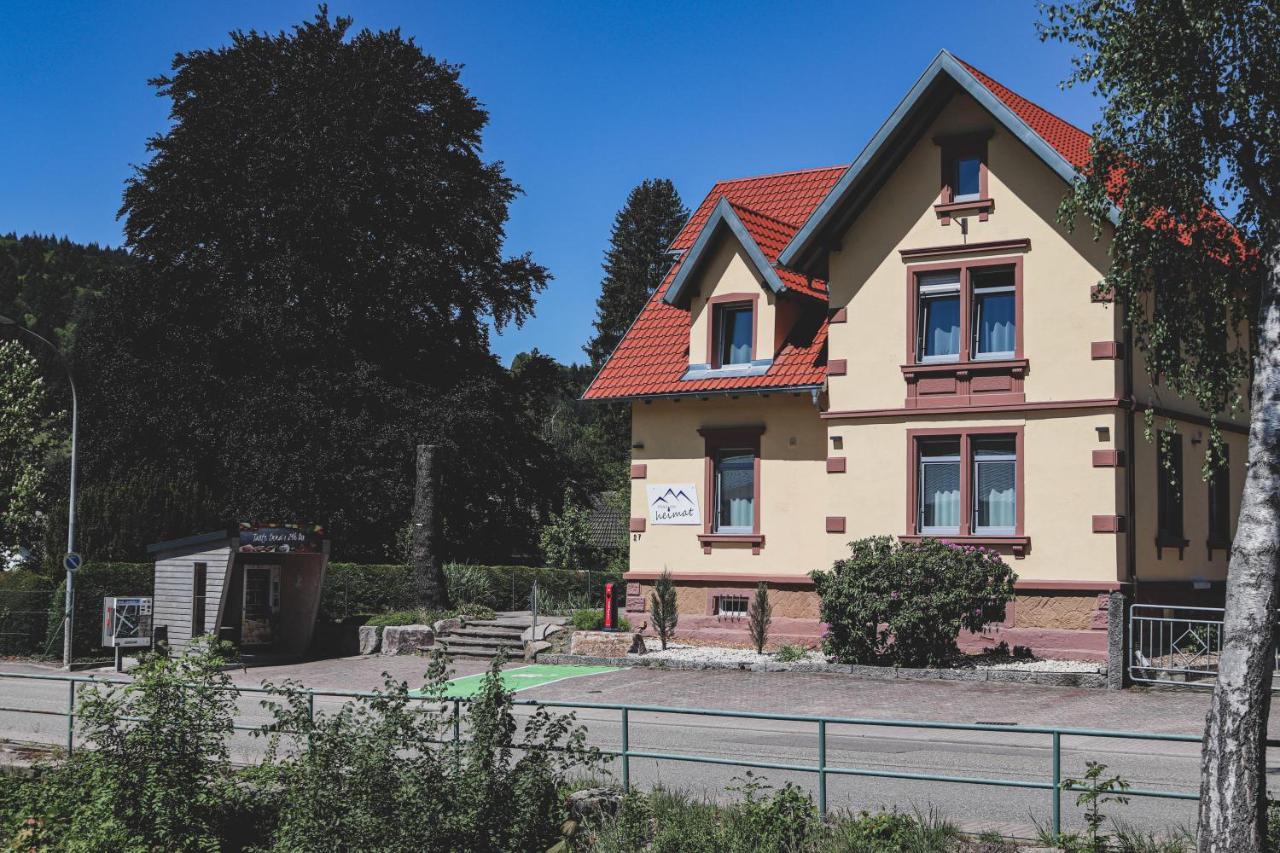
1129 604 1280 687
0 668 1226 837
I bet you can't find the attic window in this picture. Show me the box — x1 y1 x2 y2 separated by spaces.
714 303 753 367
935 132 993 222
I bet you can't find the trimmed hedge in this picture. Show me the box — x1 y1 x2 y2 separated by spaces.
48 562 154 659
319 563 417 621
0 570 56 656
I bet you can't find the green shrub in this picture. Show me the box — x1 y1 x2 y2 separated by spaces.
773 644 808 663
47 562 153 659
825 807 960 852
257 655 602 851
569 608 631 632
443 562 497 606
650 569 678 650
364 603 496 628
4 639 247 850
812 536 1016 667
748 582 772 654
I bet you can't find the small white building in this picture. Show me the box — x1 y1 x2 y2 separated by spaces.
147 523 329 657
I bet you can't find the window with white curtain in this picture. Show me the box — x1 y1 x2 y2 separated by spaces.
972 437 1017 534
918 439 961 533
917 273 961 362
714 449 755 533
715 304 753 366
971 268 1016 359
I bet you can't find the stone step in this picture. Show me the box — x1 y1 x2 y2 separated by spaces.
450 626 526 639
440 635 523 650
441 645 520 659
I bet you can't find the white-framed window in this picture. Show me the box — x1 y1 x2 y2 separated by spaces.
715 595 749 618
972 437 1017 534
971 268 1016 360
713 448 755 533
916 273 961 363
918 438 962 534
715 303 753 366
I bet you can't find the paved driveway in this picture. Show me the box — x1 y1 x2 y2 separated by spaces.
0 656 1269 839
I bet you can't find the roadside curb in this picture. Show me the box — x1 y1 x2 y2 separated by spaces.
538 653 1108 689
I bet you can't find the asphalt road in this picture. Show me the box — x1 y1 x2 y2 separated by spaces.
0 657 1267 840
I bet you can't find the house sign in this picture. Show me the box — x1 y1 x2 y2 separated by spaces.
646 484 701 526
238 522 326 554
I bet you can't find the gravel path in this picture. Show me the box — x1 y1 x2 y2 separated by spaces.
632 638 1101 673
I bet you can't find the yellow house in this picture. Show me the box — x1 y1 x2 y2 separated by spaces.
583 52 1247 660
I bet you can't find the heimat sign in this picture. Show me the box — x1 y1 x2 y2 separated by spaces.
646 484 701 525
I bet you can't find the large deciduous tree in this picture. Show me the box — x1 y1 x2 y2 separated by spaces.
1041 4 1278 849
584 179 687 463
74 9 559 562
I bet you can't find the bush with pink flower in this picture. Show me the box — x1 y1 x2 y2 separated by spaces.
810 536 1017 667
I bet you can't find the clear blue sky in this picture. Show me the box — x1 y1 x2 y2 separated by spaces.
0 1 1099 366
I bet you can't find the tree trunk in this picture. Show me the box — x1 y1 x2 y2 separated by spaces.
411 444 450 610
1198 249 1280 852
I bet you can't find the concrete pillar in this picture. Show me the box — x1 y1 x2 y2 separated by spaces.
1106 590 1129 690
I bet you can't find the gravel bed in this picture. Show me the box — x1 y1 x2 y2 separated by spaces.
631 638 1100 673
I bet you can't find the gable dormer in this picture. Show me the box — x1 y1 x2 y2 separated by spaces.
664 197 823 382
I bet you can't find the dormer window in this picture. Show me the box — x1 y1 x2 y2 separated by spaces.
714 302 754 367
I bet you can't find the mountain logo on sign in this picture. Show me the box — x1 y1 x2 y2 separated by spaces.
651 488 694 508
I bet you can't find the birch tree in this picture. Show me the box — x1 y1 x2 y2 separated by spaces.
1041 4 1279 849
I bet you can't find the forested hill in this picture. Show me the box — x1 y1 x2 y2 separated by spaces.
0 233 132 350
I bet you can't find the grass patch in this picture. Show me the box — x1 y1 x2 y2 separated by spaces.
363 602 495 627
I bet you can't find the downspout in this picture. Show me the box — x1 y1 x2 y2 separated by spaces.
1123 319 1138 593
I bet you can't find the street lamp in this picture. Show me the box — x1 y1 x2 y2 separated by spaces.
0 314 78 668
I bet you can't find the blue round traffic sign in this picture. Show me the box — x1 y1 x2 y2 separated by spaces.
63 552 83 572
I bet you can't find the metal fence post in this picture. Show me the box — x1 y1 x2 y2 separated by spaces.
66 679 75 753
621 707 630 792
453 699 461 746
307 691 315 724
818 719 828 818
1051 730 1062 837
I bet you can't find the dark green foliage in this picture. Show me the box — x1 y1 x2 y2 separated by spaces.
257 655 601 851
650 568 678 650
0 233 131 353
812 537 1016 667
319 563 418 621
362 603 495 628
4 639 242 850
584 777 966 853
0 570 54 656
569 608 631 632
584 179 689 465
585 179 689 369
749 582 772 655
47 561 154 659
72 9 568 564
42 463 221 567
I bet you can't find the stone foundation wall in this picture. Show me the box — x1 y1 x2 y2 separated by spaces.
623 577 1114 660
626 579 820 620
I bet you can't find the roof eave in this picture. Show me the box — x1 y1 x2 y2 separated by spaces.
778 50 1117 279
584 382 824 403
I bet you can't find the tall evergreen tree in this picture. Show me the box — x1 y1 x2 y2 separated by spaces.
73 9 560 562
1041 4 1279 849
585 180 688 369
583 180 687 465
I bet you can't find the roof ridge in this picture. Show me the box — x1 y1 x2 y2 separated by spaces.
728 201 801 231
710 163 849 188
953 55 1094 142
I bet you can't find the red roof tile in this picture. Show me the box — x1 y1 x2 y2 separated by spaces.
584 166 844 400
956 58 1093 170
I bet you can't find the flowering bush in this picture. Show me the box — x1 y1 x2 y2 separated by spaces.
811 536 1017 667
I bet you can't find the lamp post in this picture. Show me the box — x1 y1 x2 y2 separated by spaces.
0 315 78 668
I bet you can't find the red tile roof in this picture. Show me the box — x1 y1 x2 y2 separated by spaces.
956 58 1093 170
583 166 844 400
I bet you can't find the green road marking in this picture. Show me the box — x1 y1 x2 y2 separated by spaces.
426 664 619 699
